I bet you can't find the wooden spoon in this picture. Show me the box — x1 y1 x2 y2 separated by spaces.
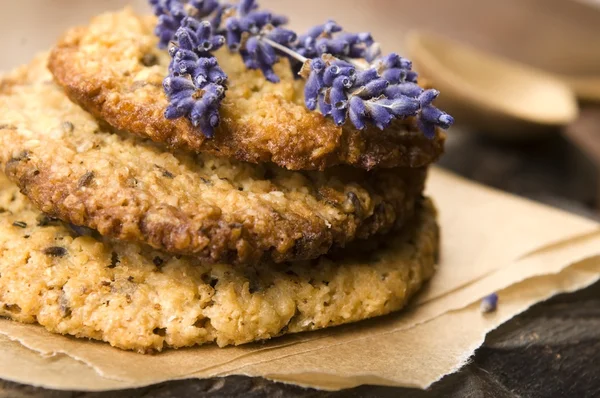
405 31 579 137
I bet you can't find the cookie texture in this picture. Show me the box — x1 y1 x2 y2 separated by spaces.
0 171 438 352
0 54 426 265
47 9 445 171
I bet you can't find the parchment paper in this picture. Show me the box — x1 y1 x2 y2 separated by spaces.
0 167 598 392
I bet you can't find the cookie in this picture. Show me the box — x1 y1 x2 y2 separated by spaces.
0 54 426 265
0 171 438 352
47 9 445 171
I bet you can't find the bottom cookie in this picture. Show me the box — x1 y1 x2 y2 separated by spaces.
0 172 438 353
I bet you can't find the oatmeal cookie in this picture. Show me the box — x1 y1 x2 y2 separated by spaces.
0 54 426 264
48 9 445 171
0 171 438 352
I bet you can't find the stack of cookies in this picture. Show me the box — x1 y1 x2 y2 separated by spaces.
0 8 445 353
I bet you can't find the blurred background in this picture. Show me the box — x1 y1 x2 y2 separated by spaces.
1 0 599 217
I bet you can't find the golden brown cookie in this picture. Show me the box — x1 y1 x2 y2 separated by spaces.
47 9 445 171
0 54 426 265
0 171 438 352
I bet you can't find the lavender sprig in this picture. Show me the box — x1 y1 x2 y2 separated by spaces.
223 0 292 82
151 0 454 139
294 20 381 63
163 17 227 137
150 0 222 48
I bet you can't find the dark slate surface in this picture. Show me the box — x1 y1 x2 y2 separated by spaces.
2 130 599 398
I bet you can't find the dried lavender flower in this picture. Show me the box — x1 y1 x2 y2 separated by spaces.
150 0 454 138
480 293 499 313
223 0 292 82
163 19 227 137
151 0 222 48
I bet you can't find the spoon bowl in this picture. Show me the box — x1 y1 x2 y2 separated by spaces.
405 31 579 138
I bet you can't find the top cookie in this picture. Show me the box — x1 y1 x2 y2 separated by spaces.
0 54 425 265
47 9 445 171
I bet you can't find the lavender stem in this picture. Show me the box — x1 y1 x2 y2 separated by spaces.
262 37 308 63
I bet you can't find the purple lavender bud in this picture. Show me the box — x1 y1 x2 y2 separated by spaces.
156 27 175 49
331 108 347 126
323 63 355 86
240 49 259 69
189 0 221 16
208 67 227 84
316 38 350 56
167 96 196 117
405 70 419 83
163 76 195 95
158 12 180 30
349 96 367 130
304 67 324 110
417 118 436 139
438 113 455 129
247 10 273 28
330 85 348 109
174 59 199 75
318 95 333 116
245 36 260 58
419 105 455 130
480 293 499 313
323 20 342 35
174 48 197 62
364 44 382 63
258 40 278 66
381 97 420 117
357 32 374 46
238 16 258 34
196 20 213 40
381 68 407 84
182 16 201 31
418 89 440 107
270 14 288 26
354 69 379 87
225 18 242 50
305 20 342 39
203 83 226 101
311 58 326 73
384 82 423 99
211 35 226 49
190 100 210 124
165 104 186 119
349 95 366 115
267 27 297 44
175 28 197 51
198 111 219 138
420 104 445 124
210 4 228 28
365 101 394 130
337 33 359 46
239 0 255 15
259 65 280 83
149 0 162 16
356 78 389 98
379 53 399 69
198 56 218 68
332 75 354 89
